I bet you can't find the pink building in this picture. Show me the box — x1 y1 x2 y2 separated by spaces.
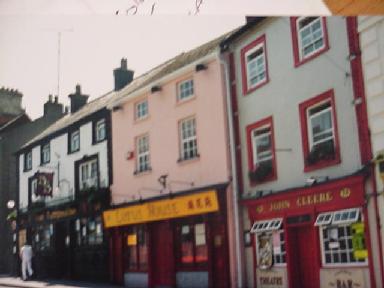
103 34 241 287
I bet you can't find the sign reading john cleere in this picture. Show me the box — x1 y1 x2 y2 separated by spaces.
103 190 219 228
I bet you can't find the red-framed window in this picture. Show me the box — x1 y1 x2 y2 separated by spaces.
299 89 341 172
290 17 329 67
124 226 148 272
246 116 277 185
240 34 269 95
176 221 208 269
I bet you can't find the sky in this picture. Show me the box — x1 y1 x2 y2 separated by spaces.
0 0 330 119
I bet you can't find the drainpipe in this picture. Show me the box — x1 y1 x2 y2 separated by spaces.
219 52 244 288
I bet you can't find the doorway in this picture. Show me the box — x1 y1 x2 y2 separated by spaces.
150 221 174 288
287 224 319 288
54 221 73 279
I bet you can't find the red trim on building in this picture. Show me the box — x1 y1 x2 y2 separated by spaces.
299 89 341 172
290 17 330 67
246 116 277 186
347 16 384 286
240 34 269 95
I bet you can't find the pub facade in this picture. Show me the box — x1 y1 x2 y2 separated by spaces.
221 17 383 287
104 33 241 287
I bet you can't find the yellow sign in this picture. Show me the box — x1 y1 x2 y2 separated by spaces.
47 208 77 220
127 234 137 246
103 190 219 228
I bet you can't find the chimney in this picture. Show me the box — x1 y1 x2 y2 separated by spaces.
44 94 64 119
113 58 134 91
68 84 89 113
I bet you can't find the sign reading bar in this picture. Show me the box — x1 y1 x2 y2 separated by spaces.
103 190 219 228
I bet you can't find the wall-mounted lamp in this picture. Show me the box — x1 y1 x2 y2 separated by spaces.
151 85 162 93
112 105 123 112
195 63 207 72
126 151 134 160
306 176 329 186
351 97 363 106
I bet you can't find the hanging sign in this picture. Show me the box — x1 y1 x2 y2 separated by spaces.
103 190 219 228
35 172 54 197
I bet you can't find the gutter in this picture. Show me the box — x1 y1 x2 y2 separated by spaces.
218 52 244 288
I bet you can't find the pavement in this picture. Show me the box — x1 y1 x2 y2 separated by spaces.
0 275 121 288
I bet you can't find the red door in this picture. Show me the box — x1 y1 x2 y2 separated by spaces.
287 225 319 288
150 221 175 288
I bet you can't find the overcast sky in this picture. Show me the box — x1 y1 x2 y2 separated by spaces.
0 0 330 119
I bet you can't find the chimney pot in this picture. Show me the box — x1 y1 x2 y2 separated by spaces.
121 58 127 70
54 96 58 103
76 84 81 94
49 94 53 102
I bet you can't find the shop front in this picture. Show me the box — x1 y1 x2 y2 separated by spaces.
104 186 230 288
244 174 374 288
17 188 110 282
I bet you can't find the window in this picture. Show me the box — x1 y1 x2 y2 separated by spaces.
69 130 80 153
246 116 276 184
178 222 208 267
241 35 268 94
94 119 106 142
124 226 148 271
79 159 98 190
299 90 340 171
318 209 367 266
177 79 194 101
135 99 148 120
136 135 150 173
75 217 103 246
179 117 198 161
255 229 286 268
24 151 32 171
41 143 50 164
33 224 52 251
291 17 329 66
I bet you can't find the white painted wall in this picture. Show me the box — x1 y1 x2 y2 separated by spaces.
19 120 109 209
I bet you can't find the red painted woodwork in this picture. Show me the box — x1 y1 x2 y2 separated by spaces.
150 221 175 287
246 174 364 220
299 89 341 172
287 224 319 288
111 229 124 284
290 17 330 67
211 219 230 288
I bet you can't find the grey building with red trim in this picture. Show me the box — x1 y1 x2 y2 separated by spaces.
220 17 383 287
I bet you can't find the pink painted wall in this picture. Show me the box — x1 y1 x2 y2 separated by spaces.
111 59 230 204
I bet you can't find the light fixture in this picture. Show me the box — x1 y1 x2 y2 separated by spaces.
151 85 162 93
351 97 363 106
195 63 207 72
112 105 123 112
306 177 317 186
7 200 15 209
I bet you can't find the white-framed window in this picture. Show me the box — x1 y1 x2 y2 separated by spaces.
179 117 198 161
135 99 148 120
70 130 80 152
25 151 32 171
307 100 334 151
177 79 194 101
79 159 98 190
297 17 325 60
255 228 286 267
317 208 367 266
136 134 150 173
245 42 266 89
251 125 272 166
41 143 50 164
31 178 38 196
95 119 106 142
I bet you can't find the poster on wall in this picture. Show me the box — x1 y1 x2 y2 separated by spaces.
351 222 368 260
258 233 273 270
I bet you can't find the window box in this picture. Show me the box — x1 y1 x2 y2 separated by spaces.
299 90 340 172
248 160 273 183
290 17 329 67
241 34 269 95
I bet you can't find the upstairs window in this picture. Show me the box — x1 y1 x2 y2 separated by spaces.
291 17 329 66
299 90 340 171
136 134 150 173
177 79 194 102
179 117 198 161
246 116 277 184
94 119 106 143
135 99 148 121
69 130 80 153
241 34 268 94
24 150 32 171
41 143 50 164
79 158 98 190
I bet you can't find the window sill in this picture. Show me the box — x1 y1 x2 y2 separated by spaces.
243 78 269 96
177 154 200 165
92 138 106 145
23 168 32 172
294 46 329 68
249 173 277 187
134 167 152 176
304 157 341 173
68 148 80 155
134 115 150 124
176 95 196 106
